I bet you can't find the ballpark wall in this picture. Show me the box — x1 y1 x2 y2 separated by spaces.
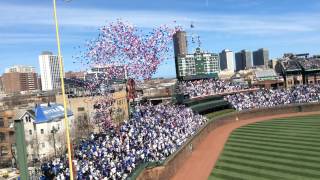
137 102 320 180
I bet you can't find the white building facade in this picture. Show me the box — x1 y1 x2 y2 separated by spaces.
19 103 74 162
39 51 62 91
5 65 36 73
176 48 220 79
219 49 235 72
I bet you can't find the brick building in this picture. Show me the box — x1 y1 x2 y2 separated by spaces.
2 72 39 94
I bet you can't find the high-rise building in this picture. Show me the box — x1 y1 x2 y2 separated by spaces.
173 31 188 79
219 49 235 71
39 51 62 91
5 65 35 73
173 31 188 58
2 65 39 93
176 48 220 80
253 48 269 68
235 52 245 71
235 50 252 71
243 50 253 69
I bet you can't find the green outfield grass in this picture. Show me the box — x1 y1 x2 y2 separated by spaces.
209 115 320 180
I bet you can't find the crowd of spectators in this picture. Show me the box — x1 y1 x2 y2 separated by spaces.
299 59 320 70
282 60 300 70
280 56 320 71
177 79 248 98
40 104 207 180
40 77 320 179
225 85 320 111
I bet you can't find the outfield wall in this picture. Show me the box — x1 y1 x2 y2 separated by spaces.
137 102 320 180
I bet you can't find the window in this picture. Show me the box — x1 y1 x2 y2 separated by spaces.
29 130 32 135
0 118 4 127
78 107 85 112
42 143 45 148
0 146 9 156
27 116 31 122
0 133 5 142
41 129 44 134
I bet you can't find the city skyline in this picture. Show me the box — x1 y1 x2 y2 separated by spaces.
1 0 320 77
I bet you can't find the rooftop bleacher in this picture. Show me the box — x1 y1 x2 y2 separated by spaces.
281 59 301 71
298 58 320 70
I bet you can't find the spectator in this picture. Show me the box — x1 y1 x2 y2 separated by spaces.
177 79 248 98
40 104 207 180
225 85 320 111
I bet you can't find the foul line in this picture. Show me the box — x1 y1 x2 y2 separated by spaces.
53 0 74 179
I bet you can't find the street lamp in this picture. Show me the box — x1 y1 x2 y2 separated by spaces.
51 127 58 158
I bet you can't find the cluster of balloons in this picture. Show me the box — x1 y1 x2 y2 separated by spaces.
82 19 183 80
76 20 183 128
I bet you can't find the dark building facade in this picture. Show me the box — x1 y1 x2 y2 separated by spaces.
173 31 188 79
235 50 252 71
253 48 269 68
235 52 245 71
173 31 188 58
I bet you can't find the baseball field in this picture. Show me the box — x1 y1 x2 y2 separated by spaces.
210 115 320 180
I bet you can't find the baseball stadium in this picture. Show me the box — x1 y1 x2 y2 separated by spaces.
2 1 320 180
39 53 320 179
36 18 320 180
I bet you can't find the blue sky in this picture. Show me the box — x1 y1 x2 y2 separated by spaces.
1 0 320 77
